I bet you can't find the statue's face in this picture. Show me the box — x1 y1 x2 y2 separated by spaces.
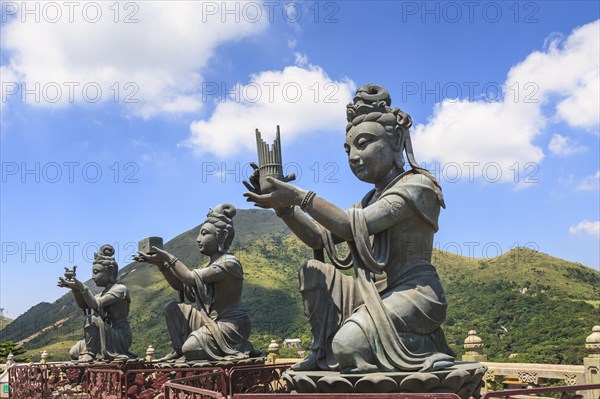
197 223 220 256
344 121 397 184
92 263 110 287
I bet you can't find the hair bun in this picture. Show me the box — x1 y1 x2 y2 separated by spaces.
217 204 236 219
354 84 391 107
100 244 115 257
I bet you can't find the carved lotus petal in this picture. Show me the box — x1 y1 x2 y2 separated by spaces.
294 374 318 393
399 372 439 392
316 375 354 393
355 375 398 393
440 368 471 391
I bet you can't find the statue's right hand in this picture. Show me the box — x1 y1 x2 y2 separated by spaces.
57 277 82 290
242 162 261 194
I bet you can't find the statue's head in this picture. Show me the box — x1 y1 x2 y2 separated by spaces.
344 84 444 206
197 204 236 255
344 84 411 184
92 244 118 287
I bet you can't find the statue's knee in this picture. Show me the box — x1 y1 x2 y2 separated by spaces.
69 342 80 360
181 335 199 354
332 322 366 357
331 335 351 357
182 334 208 360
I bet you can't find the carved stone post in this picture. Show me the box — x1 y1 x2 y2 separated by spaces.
5 353 14 368
462 330 487 362
584 325 600 399
40 351 49 365
145 345 155 362
267 340 280 364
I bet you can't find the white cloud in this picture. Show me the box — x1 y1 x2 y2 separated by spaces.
512 22 600 131
412 100 545 183
185 60 355 157
412 20 599 184
577 170 600 191
569 220 600 237
0 1 267 117
0 65 20 114
548 133 587 156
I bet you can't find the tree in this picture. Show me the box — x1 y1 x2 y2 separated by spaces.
0 341 30 363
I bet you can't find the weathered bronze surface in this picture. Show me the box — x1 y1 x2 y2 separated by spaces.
58 244 136 362
244 84 455 375
134 204 256 362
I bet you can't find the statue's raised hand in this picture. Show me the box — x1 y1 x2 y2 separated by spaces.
244 176 304 209
242 163 262 194
133 246 172 267
243 163 296 196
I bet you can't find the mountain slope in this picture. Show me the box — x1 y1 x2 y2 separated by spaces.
0 316 12 331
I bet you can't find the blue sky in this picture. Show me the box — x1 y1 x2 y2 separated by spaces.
1 1 599 318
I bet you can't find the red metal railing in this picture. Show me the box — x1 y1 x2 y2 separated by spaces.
123 367 224 399
228 363 293 395
163 371 228 399
7 364 46 399
85 368 124 399
8 362 117 399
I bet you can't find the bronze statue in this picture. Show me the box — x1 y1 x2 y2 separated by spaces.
58 244 136 362
244 84 455 374
134 204 255 362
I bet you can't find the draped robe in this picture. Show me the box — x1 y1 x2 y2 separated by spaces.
300 170 455 371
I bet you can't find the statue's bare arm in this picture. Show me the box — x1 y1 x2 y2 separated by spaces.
307 195 412 240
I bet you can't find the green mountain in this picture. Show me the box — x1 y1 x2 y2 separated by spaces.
1 209 598 364
0 316 12 330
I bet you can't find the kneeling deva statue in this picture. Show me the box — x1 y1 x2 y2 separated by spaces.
135 204 255 362
59 244 136 362
244 84 455 373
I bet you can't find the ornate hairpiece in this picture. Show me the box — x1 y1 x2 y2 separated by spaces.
204 204 236 225
94 244 115 262
346 84 392 122
93 244 118 280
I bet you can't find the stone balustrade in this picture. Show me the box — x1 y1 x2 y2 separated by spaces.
481 361 585 386
462 325 600 399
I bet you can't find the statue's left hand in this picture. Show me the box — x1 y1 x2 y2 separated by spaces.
244 177 304 209
57 276 85 292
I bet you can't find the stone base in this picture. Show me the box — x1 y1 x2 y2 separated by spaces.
283 362 487 399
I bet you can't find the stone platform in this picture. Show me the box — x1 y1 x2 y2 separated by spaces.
283 362 487 398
